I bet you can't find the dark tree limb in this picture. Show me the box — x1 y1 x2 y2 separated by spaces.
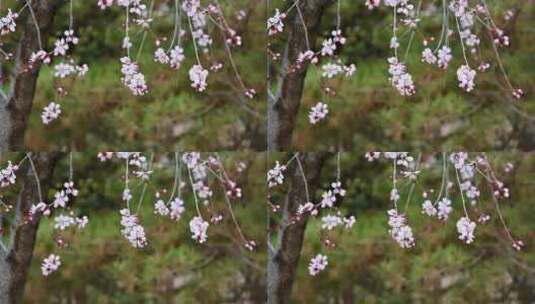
267 0 334 150
267 152 331 303
0 152 60 304
0 0 65 151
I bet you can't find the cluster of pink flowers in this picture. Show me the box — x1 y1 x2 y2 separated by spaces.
308 254 328 276
267 161 286 188
120 208 148 248
188 65 209 92
189 216 209 243
456 216 476 244
267 9 285 35
309 102 329 124
456 64 477 92
54 214 89 230
41 102 61 125
321 213 355 231
154 197 186 221
41 254 61 276
182 0 201 17
97 0 114 10
387 57 415 96
154 45 185 69
54 61 89 78
120 57 148 95
321 62 356 79
0 9 18 35
29 181 80 218
0 161 19 188
387 209 416 248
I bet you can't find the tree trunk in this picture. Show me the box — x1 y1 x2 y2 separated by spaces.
267 0 333 150
0 153 60 304
267 152 330 303
0 0 64 151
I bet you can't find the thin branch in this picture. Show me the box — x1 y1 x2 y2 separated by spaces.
26 0 43 50
27 153 43 203
295 155 310 203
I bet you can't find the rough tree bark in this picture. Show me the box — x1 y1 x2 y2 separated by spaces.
0 0 65 151
0 153 60 304
267 152 330 303
267 0 334 150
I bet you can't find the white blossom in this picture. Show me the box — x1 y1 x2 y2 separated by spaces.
154 199 170 216
421 199 437 216
450 152 468 169
457 64 476 92
343 215 356 229
0 161 19 187
76 216 89 229
54 62 88 78
308 254 328 276
297 202 316 216
322 63 343 78
421 48 437 64
321 38 337 56
331 181 346 196
120 57 148 95
169 197 185 221
437 46 452 69
189 216 209 243
54 215 76 230
437 197 452 220
309 102 329 124
267 9 285 35
169 45 185 69
182 152 201 169
387 209 415 248
98 0 114 9
120 209 147 248
53 39 69 56
365 0 381 9
456 216 476 244
320 190 336 208
182 0 200 17
41 102 61 125
53 190 69 208
0 9 19 35
268 161 286 188
41 254 61 276
154 47 169 64
188 65 209 92
321 214 343 230
122 188 132 202
387 57 415 96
